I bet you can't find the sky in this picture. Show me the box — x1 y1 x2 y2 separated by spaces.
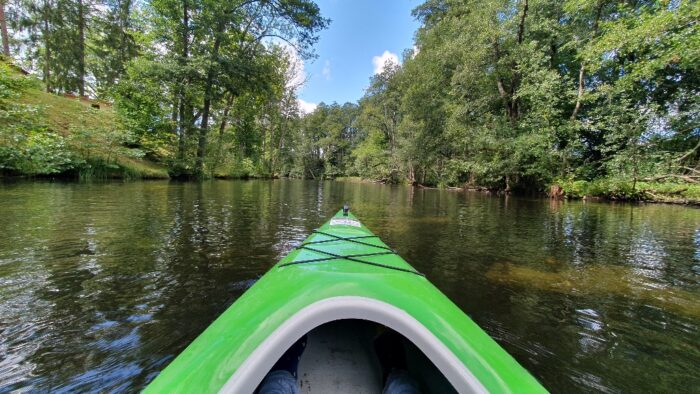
296 0 423 113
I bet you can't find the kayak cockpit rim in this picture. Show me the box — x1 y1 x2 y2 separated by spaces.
218 296 487 394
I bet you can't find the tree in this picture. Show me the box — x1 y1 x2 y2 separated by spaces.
143 0 327 177
1 0 10 56
289 0 699 194
90 0 139 96
192 0 329 177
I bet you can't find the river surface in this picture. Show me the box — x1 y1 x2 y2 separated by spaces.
0 180 698 393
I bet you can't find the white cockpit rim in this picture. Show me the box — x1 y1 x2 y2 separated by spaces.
218 296 487 394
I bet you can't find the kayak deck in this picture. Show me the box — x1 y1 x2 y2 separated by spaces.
276 214 422 276
145 209 547 394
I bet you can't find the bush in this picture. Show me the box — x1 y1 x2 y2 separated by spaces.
0 63 79 175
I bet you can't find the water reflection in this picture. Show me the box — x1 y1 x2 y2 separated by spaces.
0 180 698 393
486 263 700 318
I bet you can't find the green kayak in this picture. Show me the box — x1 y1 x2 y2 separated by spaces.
145 208 546 393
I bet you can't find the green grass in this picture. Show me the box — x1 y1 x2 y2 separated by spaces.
117 157 169 179
3 60 169 179
76 157 169 180
554 178 700 204
636 182 700 203
333 176 366 183
18 89 117 136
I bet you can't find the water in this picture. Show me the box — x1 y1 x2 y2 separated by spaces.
0 180 698 393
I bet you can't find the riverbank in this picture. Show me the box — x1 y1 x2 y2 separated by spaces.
337 175 700 206
553 179 700 206
0 61 169 180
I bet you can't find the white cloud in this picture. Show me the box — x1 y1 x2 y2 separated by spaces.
322 60 331 80
372 50 400 74
282 44 306 92
297 99 317 115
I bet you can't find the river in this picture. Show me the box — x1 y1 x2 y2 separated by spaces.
0 179 698 393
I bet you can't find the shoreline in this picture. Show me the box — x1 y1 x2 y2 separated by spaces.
3 174 698 207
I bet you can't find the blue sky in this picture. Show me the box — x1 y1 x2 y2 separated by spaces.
296 0 423 112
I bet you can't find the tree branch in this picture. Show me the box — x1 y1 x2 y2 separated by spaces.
571 0 605 120
570 63 585 120
643 174 700 183
675 138 700 162
493 38 513 118
517 0 528 45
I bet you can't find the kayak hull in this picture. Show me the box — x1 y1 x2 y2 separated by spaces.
145 210 546 393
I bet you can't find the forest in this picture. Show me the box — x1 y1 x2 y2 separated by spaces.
0 0 698 201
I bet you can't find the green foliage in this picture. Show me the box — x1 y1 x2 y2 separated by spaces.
112 58 175 158
3 0 699 196
212 156 257 178
555 177 700 203
294 0 699 200
350 128 391 180
0 60 168 178
76 155 169 179
0 62 76 174
292 102 358 179
137 0 328 177
89 0 141 96
67 111 143 165
6 0 329 180
0 128 76 174
638 182 700 202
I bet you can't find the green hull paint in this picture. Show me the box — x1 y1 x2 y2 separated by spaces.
145 210 547 393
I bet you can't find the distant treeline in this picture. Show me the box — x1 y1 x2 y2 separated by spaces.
0 0 327 178
0 0 698 198
298 0 699 197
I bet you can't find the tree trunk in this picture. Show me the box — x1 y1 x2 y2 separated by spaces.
195 22 224 177
211 94 234 174
493 39 514 119
77 0 85 96
517 0 528 45
42 1 51 92
0 0 10 56
171 93 179 126
178 101 188 161
549 41 557 68
571 63 585 120
118 0 131 74
571 0 604 120
271 119 285 174
509 0 528 121
218 95 233 141
271 96 294 174
177 0 189 162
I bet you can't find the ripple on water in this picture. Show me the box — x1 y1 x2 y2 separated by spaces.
0 180 698 393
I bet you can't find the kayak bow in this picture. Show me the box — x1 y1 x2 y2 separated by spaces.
145 208 546 393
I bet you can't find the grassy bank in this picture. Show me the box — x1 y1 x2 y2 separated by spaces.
553 178 700 205
333 176 368 183
0 61 169 179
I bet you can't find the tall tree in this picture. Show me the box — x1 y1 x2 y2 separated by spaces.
192 0 328 177
0 0 10 56
18 0 91 94
90 0 139 96
76 0 85 95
